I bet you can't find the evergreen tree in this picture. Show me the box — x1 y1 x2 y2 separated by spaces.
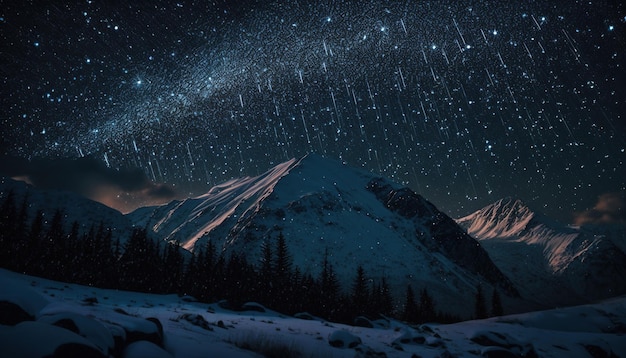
16 194 29 241
183 253 199 297
0 190 17 268
274 232 292 285
402 284 418 322
201 240 219 300
118 228 160 292
419 288 436 322
44 209 66 280
25 210 45 274
319 249 340 320
259 238 274 305
491 288 504 317
474 284 488 319
163 241 185 294
379 278 394 316
299 272 320 317
351 265 369 317
289 266 304 314
274 232 293 308
64 221 80 279
8 194 29 270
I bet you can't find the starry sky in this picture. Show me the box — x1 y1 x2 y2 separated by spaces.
1 0 624 224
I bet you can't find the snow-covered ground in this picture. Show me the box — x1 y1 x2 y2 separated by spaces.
1 268 625 357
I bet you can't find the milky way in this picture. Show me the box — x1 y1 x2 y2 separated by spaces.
1 1 624 222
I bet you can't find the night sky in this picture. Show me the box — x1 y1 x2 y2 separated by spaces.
1 1 624 224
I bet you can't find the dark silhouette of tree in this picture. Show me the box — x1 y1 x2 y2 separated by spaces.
475 284 488 319
402 284 418 322
44 209 66 280
378 278 394 316
274 232 293 300
163 240 185 294
118 228 160 292
491 288 504 317
0 190 17 268
224 252 251 308
203 240 217 295
25 210 45 274
289 266 304 314
183 252 199 297
419 288 436 322
319 249 340 319
351 265 369 317
63 221 80 279
258 238 274 304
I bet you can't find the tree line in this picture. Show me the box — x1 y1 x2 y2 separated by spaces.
0 190 503 324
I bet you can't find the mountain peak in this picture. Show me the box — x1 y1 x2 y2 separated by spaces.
457 197 535 240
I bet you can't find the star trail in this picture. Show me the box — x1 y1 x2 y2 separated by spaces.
1 1 624 222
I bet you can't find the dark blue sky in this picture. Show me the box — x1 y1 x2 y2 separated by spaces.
1 1 624 223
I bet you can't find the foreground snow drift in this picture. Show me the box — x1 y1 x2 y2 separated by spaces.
1 268 625 357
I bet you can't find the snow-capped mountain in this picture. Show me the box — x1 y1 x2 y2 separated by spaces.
457 198 626 308
129 153 515 316
0 176 135 241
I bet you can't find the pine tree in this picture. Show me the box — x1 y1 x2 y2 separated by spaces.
183 253 198 297
25 210 45 274
44 209 66 280
259 238 274 305
419 288 436 322
274 232 293 308
0 190 17 268
10 194 30 271
402 284 418 322
163 241 184 294
474 284 488 319
379 277 394 316
204 240 219 300
351 265 369 318
119 228 158 291
64 221 80 279
491 288 504 317
318 248 341 319
275 232 292 280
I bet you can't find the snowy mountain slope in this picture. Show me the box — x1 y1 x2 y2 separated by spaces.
129 154 515 316
0 176 135 242
129 158 298 250
457 198 626 307
2 268 625 358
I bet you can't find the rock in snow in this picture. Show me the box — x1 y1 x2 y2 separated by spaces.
328 330 362 348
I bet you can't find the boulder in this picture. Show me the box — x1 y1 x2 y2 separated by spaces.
0 321 105 358
328 330 362 349
38 312 115 355
0 300 33 326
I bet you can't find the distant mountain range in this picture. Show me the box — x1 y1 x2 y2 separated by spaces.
2 154 624 316
0 176 135 241
457 197 626 309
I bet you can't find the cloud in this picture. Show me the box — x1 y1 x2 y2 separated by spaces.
0 156 180 213
574 192 626 226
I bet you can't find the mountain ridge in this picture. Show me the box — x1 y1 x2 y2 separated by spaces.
458 198 626 307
